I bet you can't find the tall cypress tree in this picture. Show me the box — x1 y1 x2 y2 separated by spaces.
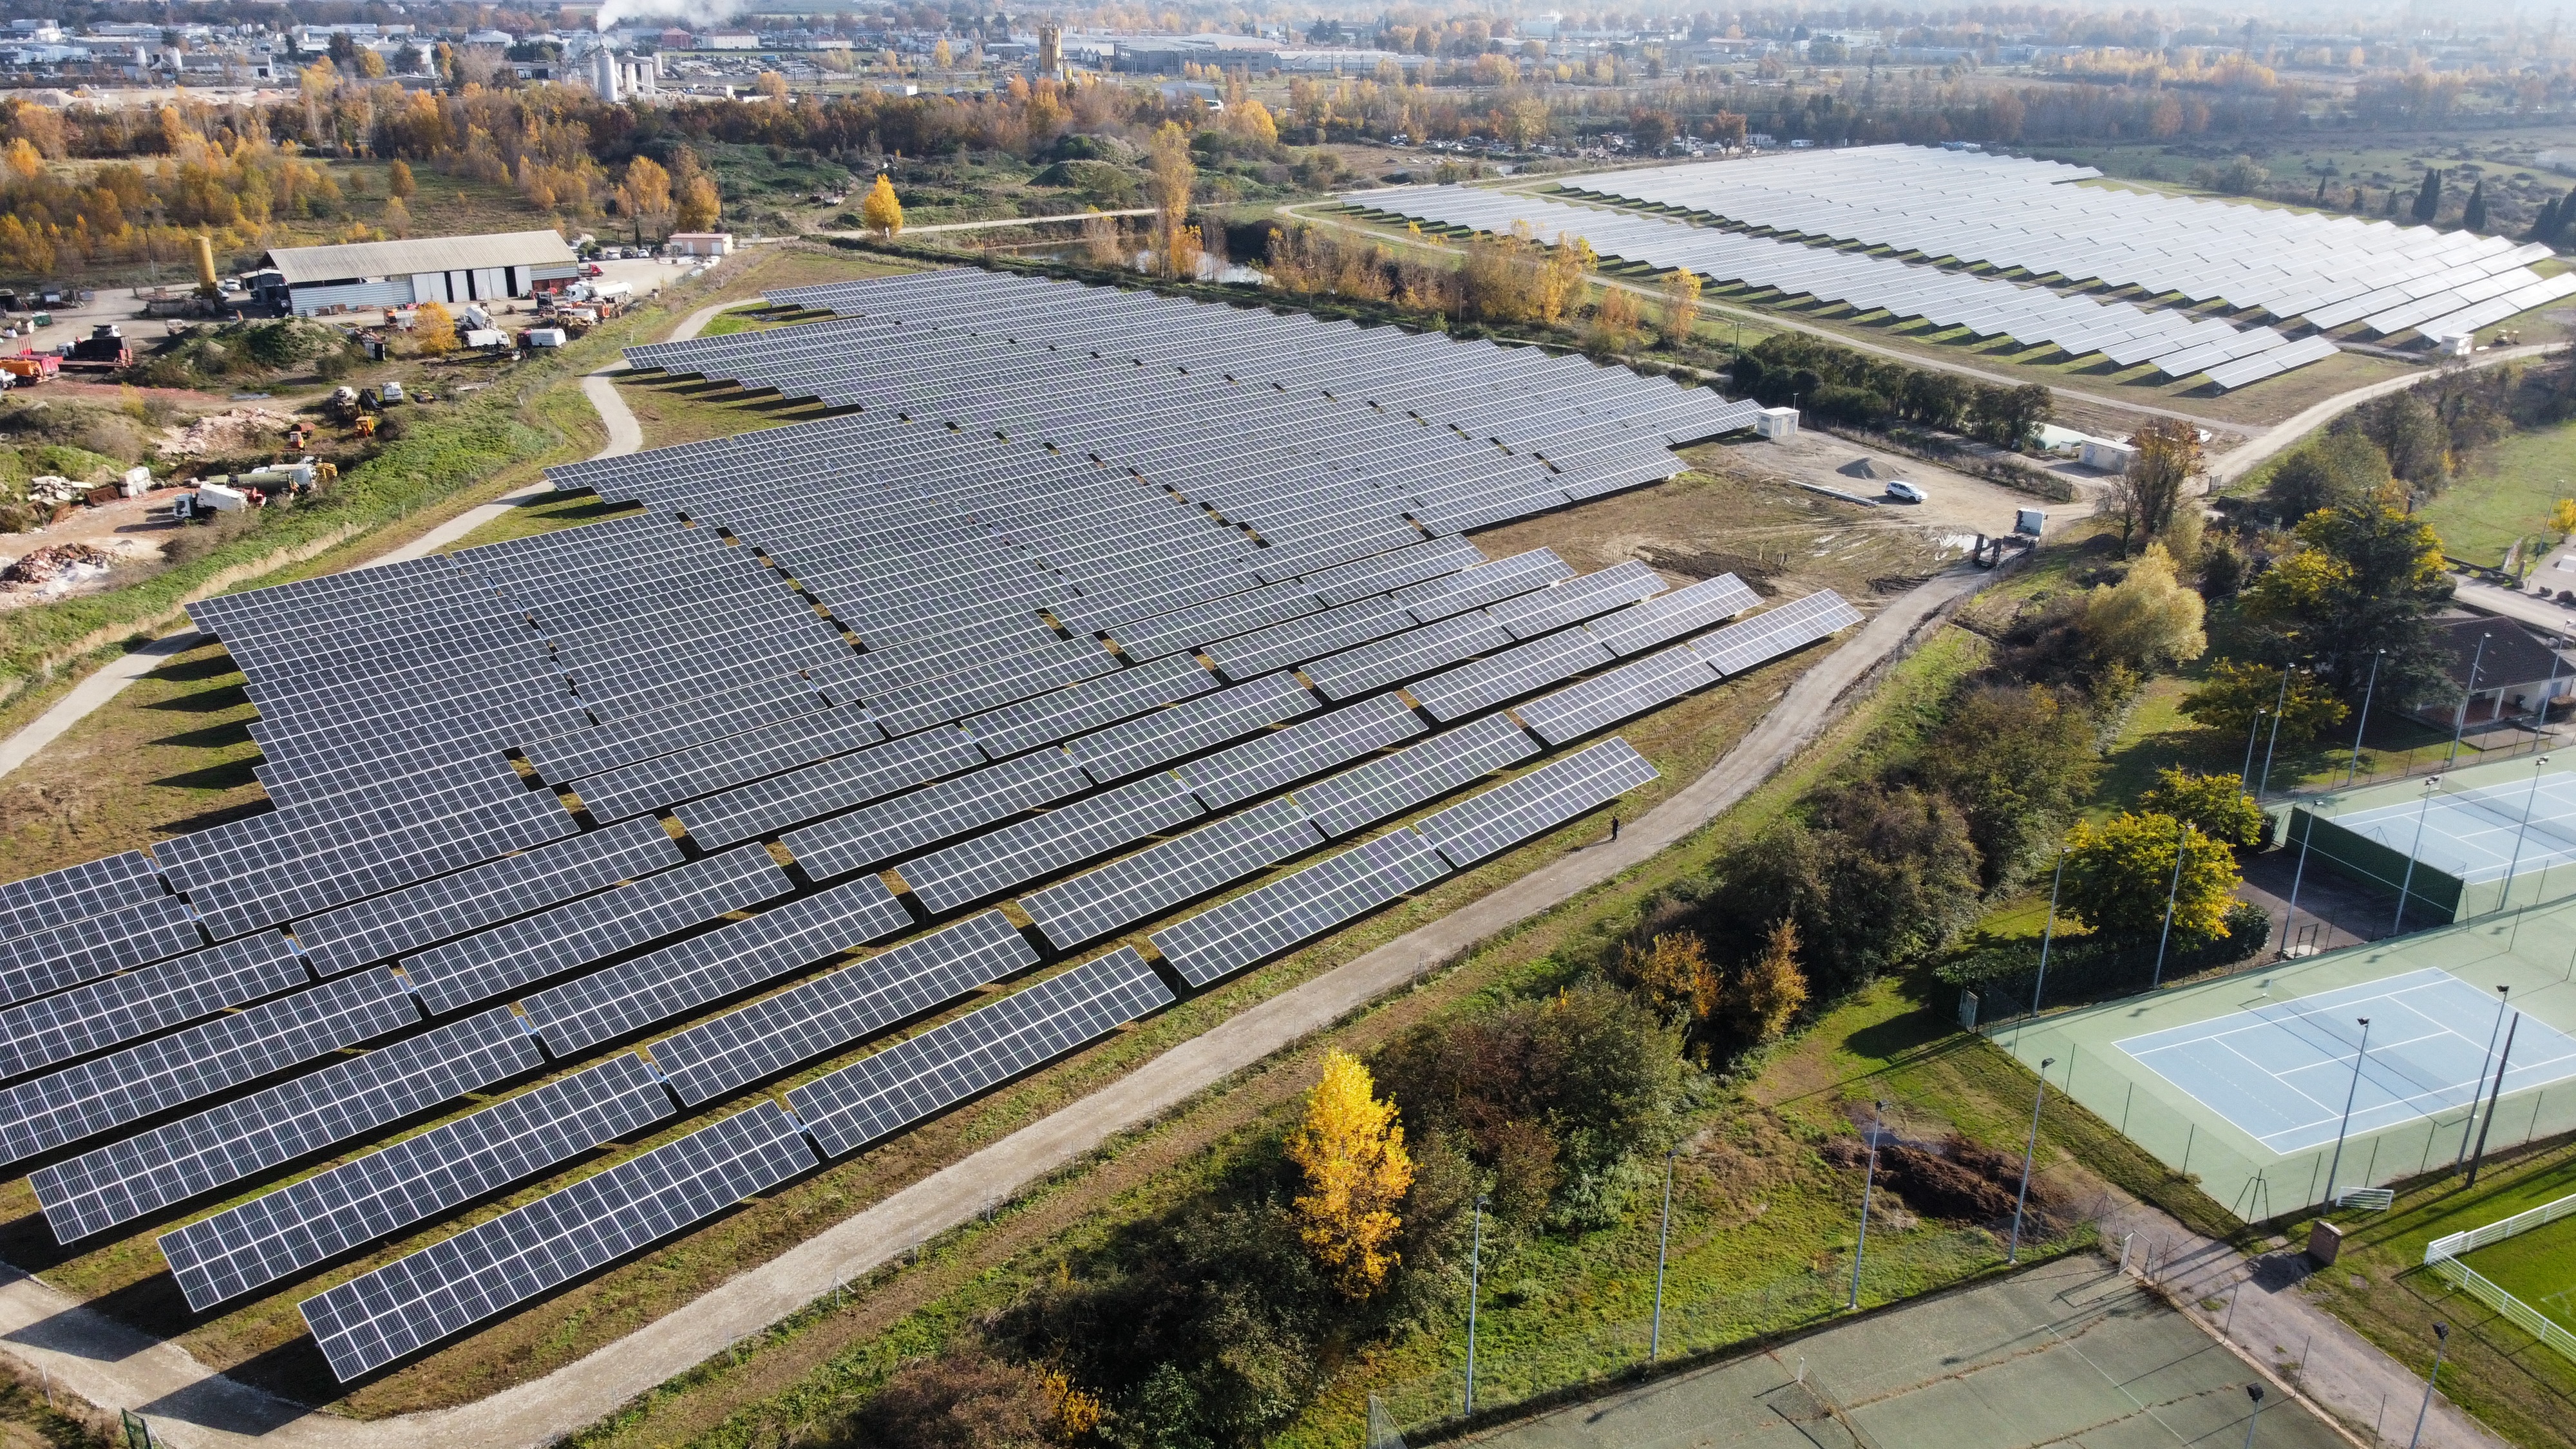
2412 167 2443 223
2532 196 2558 242
2315 176 2329 204
2463 178 2487 232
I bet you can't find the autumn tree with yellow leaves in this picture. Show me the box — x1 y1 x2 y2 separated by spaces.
1286 1050 1413 1299
412 299 457 355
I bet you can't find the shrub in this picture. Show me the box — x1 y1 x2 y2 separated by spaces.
847 1350 1061 1449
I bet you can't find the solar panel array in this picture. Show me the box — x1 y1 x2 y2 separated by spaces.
1350 181 2354 392
1561 146 2576 351
0 269 1854 1381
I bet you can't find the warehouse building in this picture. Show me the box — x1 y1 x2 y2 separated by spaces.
250 231 581 316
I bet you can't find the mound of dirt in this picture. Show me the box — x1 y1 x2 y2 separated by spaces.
1821 1132 2053 1224
1838 457 1893 479
156 408 298 460
0 541 117 586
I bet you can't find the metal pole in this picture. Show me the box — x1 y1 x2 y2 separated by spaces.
2152 822 2191 988
2467 1012 2521 1188
2505 756 2553 934
1848 1099 1884 1311
2394 776 2443 935
2281 796 2322 958
2244 1383 2267 1449
2242 706 2270 787
2456 986 2510 1173
1464 1195 1486 1417
2323 1018 2373 1208
2021 848 2069 1041
2009 1058 2054 1262
2448 635 2490 771
2405 1322 2448 1449
1651 1150 1675 1362
2347 650 2383 786
2257 667 2294 796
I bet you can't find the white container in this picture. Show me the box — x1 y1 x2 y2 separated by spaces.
120 466 153 498
1754 406 1799 440
2080 439 2136 473
464 328 509 349
524 327 568 348
195 480 249 512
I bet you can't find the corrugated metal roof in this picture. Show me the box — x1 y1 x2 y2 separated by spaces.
262 231 577 285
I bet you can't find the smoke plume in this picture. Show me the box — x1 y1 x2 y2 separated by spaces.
594 0 746 31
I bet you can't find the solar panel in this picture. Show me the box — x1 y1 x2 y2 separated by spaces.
400 844 792 1015
0 852 166 944
1392 549 1574 622
1584 573 1760 656
289 817 683 978
299 1101 818 1382
1302 612 1515 702
31 1007 537 1243
1514 645 1719 745
1689 591 1864 674
1411 739 1660 867
1405 629 1614 722
964 654 1215 759
160 1052 674 1311
1484 560 1667 639
779 748 1092 882
518 874 914 1056
1294 713 1539 839
673 726 986 851
1061 672 1318 784
1018 796 1324 951
790 948 1175 1158
1173 694 1426 810
565 704 884 821
0 931 307 1081
1148 828 1450 987
648 909 1037 1104
0 895 204 1007
898 773 1205 915
0 969 421 1166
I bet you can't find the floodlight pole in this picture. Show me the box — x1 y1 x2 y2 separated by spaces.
2280 793 2322 960
2392 775 2443 936
2503 757 2553 938
2322 1016 2373 1209
1651 1149 1676 1362
2467 1012 2520 1188
1848 1100 1885 1311
2346 650 2385 786
2241 707 2270 788
2406 1322 2449 1449
2151 822 2191 989
2252 667 2293 794
2454 985 2510 1173
1464 1194 1486 1417
2244 1383 2267 1449
2019 848 2071 1046
2009 1057 2054 1263
2447 634 2490 771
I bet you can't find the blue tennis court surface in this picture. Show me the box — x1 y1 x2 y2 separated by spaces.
2117 968 2576 1155
2327 770 2576 884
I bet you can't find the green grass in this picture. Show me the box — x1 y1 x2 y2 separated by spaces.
2416 417 2576 569
2465 1208 2576 1332
2304 1138 2576 1449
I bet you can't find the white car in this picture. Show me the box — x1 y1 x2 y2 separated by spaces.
1884 480 1927 504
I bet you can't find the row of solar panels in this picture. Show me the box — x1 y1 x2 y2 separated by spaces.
17 568 1851 1381
1348 186 2340 392
1576 145 2559 338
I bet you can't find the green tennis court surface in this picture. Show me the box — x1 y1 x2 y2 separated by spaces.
1475 1253 2344 1447
2467 1209 2576 1335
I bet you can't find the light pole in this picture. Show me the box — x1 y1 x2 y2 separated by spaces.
1651 1148 1676 1362
2467 1012 2521 1188
2019 847 2070 1044
2447 634 2490 771
2393 775 2444 935
2346 649 2384 786
2280 793 2322 959
2152 822 2192 989
2241 706 2271 788
2243 1383 2267 1449
2503 756 2552 933
1848 1099 1885 1311
2322 1017 2373 1209
2456 985 2510 1173
2405 1322 2449 1449
2258 666 2298 799
1464 1194 1486 1417
2009 1057 2054 1262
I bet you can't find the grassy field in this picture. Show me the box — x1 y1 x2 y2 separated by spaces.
2463 1206 2576 1332
2023 128 2576 212
2303 1138 2576 1449
2417 417 2576 569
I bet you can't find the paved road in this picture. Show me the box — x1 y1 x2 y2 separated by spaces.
0 553 2007 1448
2203 345 2557 487
0 296 721 784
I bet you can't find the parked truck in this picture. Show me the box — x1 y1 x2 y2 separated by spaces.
61 325 131 372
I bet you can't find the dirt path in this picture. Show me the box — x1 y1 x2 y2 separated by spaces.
0 548 2010 1448
2102 1192 2503 1449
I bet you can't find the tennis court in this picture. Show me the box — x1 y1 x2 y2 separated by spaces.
2117 967 2576 1154
2288 761 2576 923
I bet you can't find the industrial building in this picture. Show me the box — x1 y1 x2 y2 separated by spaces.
251 231 581 316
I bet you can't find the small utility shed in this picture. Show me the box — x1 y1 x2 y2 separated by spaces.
256 231 581 316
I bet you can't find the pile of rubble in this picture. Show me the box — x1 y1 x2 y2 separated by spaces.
155 408 298 459
24 475 88 508
0 542 118 589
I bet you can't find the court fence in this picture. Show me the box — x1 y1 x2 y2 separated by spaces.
2425 1189 2576 1366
